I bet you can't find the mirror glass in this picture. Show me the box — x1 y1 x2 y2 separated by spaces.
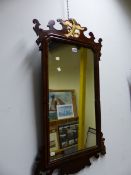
48 40 96 161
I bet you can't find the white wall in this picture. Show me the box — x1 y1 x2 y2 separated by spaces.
0 0 131 175
0 1 64 175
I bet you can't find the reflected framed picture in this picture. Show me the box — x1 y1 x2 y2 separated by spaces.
85 127 96 148
50 129 59 153
49 111 57 121
58 122 78 149
49 90 77 120
57 104 74 119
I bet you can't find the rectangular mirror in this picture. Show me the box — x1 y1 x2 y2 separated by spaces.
48 41 96 161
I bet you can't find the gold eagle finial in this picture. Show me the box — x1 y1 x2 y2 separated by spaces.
62 19 85 38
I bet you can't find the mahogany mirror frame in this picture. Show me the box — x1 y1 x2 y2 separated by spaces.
32 18 106 175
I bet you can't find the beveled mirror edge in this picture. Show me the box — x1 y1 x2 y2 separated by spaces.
32 19 106 175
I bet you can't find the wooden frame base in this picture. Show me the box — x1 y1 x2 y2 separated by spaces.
33 133 106 175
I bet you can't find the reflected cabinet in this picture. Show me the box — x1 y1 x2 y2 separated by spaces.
33 18 106 175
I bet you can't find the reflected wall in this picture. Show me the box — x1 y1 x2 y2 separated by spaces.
48 40 96 161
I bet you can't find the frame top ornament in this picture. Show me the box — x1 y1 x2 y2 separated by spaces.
33 18 102 60
60 18 85 38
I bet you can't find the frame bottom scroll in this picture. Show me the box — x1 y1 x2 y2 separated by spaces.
33 133 106 175
100 132 106 155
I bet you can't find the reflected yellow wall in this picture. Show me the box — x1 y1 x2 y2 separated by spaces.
78 47 87 149
84 49 96 147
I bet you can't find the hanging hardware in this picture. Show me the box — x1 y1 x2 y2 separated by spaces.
66 0 70 19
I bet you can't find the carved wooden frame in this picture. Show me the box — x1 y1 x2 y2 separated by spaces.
32 18 106 175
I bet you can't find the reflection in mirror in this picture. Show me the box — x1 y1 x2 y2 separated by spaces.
48 40 96 161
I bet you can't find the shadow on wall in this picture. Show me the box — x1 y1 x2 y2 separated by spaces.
24 45 43 146
127 75 131 111
20 44 43 175
30 47 44 175
118 0 131 17
31 48 43 147
14 41 43 148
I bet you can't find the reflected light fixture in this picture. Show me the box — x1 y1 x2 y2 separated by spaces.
72 47 78 53
57 67 61 72
55 56 60 61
